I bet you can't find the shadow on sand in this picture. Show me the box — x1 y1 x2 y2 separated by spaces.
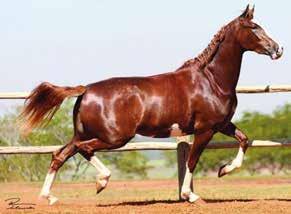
96 198 291 207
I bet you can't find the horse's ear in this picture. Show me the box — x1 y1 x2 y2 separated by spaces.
240 4 255 20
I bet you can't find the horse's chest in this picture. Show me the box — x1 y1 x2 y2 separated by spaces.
206 97 235 121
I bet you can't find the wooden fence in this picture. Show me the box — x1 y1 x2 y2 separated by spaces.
0 84 291 200
1 139 291 154
1 84 291 99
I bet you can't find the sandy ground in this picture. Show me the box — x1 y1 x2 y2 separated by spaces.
1 177 291 213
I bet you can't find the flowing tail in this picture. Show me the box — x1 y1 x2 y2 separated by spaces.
18 82 86 135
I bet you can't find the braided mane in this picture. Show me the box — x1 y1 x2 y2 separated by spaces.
178 24 230 70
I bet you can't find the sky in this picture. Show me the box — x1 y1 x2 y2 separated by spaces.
0 0 290 119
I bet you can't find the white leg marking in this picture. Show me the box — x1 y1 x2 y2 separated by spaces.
232 147 244 168
223 147 244 174
40 171 56 197
39 171 58 205
90 156 111 177
89 156 111 188
181 166 200 202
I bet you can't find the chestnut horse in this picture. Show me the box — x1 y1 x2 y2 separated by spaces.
19 5 283 205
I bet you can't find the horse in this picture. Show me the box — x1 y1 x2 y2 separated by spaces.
19 5 283 205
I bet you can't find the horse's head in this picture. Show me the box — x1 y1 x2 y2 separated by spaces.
233 5 283 60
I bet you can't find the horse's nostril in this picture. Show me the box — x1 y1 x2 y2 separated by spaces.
277 46 283 54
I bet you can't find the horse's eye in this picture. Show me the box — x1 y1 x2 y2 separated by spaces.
241 21 256 29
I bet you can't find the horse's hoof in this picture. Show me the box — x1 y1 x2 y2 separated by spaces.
38 195 59 206
180 192 189 201
96 175 110 194
181 192 200 203
48 195 59 206
218 164 228 178
188 193 200 203
96 182 106 194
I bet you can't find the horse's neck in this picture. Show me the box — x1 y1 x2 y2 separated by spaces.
205 37 244 94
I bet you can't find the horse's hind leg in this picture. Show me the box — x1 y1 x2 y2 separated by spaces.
79 151 111 194
39 140 78 205
218 122 248 177
76 138 121 194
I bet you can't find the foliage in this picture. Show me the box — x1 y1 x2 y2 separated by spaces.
0 101 74 182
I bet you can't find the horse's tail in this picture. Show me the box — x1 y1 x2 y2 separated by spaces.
18 82 86 135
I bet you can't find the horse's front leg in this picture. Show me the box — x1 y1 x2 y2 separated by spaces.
218 122 248 177
181 130 214 203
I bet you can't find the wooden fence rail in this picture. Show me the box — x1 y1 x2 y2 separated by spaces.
1 140 291 154
0 84 291 99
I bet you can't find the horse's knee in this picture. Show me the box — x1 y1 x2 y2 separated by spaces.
237 132 249 147
241 136 248 147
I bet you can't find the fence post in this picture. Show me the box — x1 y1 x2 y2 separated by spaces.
177 140 193 201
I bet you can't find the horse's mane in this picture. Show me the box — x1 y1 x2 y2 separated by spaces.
178 23 230 71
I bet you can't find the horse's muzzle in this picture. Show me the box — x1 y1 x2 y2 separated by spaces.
270 46 283 60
